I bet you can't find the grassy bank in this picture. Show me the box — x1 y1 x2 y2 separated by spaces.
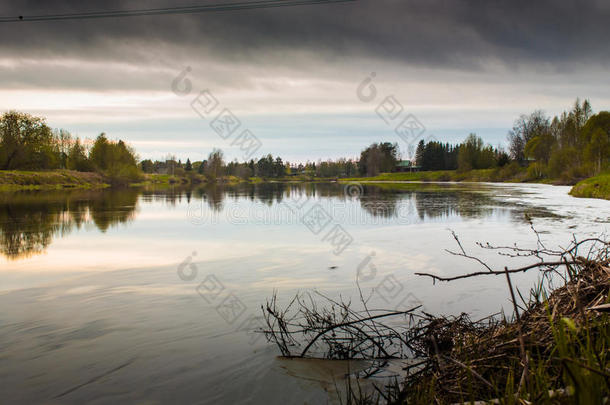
341 167 610 201
340 165 535 184
4 169 609 202
569 173 610 200
132 173 205 187
0 170 107 191
137 173 258 186
0 170 337 190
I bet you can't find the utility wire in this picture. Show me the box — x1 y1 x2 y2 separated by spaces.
0 0 356 23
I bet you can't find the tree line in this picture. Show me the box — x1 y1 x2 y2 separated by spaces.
0 111 139 184
140 150 360 179
139 144 395 179
2 100 608 182
412 99 609 179
507 99 610 181
414 135 509 172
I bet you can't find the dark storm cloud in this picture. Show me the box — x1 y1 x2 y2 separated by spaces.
0 0 609 69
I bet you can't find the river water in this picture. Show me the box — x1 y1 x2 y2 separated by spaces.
0 182 607 404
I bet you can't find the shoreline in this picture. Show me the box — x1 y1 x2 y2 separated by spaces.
1 169 608 200
340 170 610 200
569 173 610 200
398 249 610 403
0 170 338 191
0 170 108 191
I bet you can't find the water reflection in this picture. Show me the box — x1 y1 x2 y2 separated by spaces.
0 182 596 405
0 189 139 259
0 183 555 260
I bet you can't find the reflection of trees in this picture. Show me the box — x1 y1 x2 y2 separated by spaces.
359 187 401 218
326 183 497 220
193 182 289 208
89 189 139 232
412 190 495 220
0 205 59 259
354 184 542 223
140 186 185 206
0 182 555 260
157 183 557 226
192 184 224 212
0 189 138 259
185 183 509 221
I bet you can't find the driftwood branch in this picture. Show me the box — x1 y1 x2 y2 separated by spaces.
415 260 580 282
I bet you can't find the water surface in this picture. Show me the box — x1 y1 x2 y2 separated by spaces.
0 182 607 404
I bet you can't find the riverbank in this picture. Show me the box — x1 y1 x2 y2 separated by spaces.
0 170 339 190
3 170 609 201
0 170 246 190
569 173 610 200
0 170 108 191
340 168 610 201
398 247 610 404
340 166 543 184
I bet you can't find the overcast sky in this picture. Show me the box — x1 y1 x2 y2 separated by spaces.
1 0 609 162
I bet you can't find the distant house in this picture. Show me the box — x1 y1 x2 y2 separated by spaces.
394 160 420 172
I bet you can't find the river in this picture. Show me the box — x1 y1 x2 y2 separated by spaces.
0 182 607 404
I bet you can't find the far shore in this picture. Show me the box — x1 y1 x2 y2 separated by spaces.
1 169 608 200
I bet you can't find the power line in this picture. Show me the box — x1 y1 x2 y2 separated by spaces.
0 0 357 23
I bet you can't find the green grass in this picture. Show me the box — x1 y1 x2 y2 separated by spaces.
0 170 108 191
237 175 336 183
133 173 185 186
341 166 610 201
569 172 610 200
340 166 529 183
